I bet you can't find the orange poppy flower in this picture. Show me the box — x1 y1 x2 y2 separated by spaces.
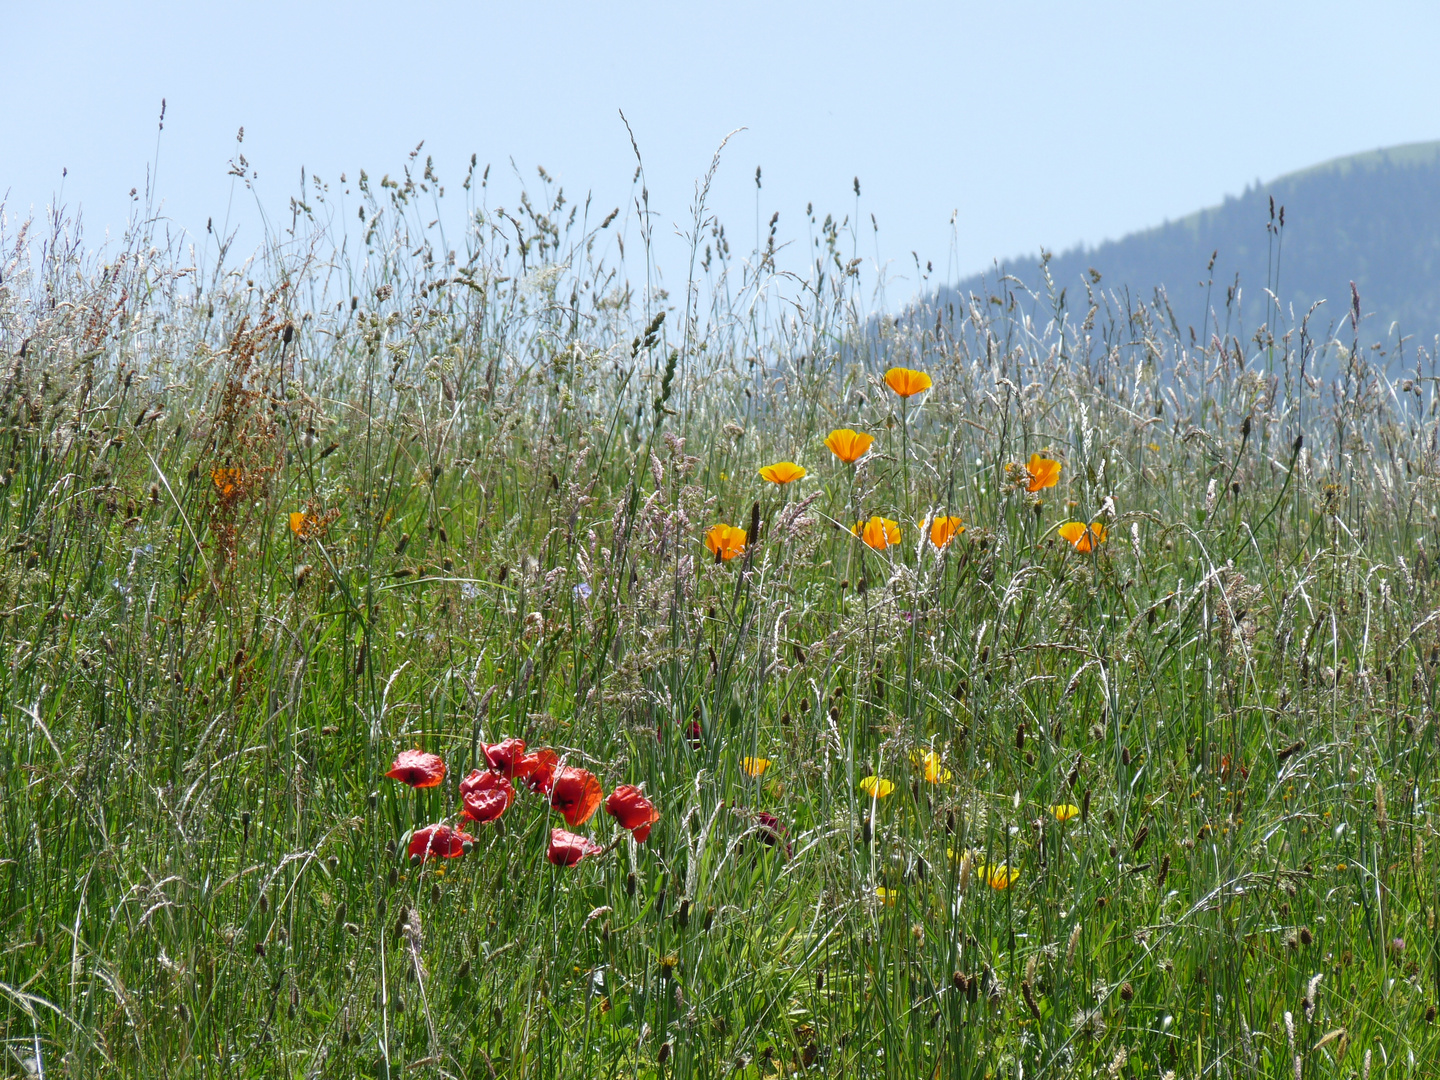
211 467 243 500
605 785 660 842
550 766 604 827
704 523 747 561
758 461 807 484
853 516 901 551
408 823 473 860
884 367 932 398
1026 454 1061 492
385 749 447 789
742 756 771 777
289 512 311 537
520 748 560 794
479 738 529 778
825 429 874 464
928 516 965 549
1057 521 1107 553
459 769 516 823
547 827 604 866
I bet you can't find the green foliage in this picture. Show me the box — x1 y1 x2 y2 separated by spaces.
0 161 1437 1079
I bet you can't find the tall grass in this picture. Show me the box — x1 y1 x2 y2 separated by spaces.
1 154 1438 1079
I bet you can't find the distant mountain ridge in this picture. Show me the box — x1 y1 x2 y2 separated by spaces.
933 141 1440 346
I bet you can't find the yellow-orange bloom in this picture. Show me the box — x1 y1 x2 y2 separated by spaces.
884 367 932 398
704 523 747 561
211 467 243 499
1057 521 1107 553
1052 803 1080 822
825 428 874 464
858 775 894 798
758 461 807 484
853 516 901 551
289 512 313 537
742 756 771 777
911 749 952 784
1026 454 1061 492
980 862 1020 890
876 886 898 906
928 515 965 549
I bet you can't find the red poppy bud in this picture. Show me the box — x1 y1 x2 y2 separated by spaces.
408 823 472 860
386 750 446 789
547 827 604 866
550 766 604 828
605 785 660 842
459 769 516 823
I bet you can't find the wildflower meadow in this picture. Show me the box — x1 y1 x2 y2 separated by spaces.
0 157 1436 1078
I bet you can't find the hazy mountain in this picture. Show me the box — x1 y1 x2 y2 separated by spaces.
933 141 1440 348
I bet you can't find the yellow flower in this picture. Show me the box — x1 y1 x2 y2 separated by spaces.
759 461 807 484
980 863 1020 890
704 523 747 561
876 886 897 906
1026 454 1061 492
858 775 894 798
1057 521 1107 553
911 749 952 784
1051 803 1080 822
825 428 874 464
927 515 965 550
853 516 901 551
742 756 771 777
884 367 932 398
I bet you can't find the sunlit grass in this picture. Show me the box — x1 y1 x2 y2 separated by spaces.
0 157 1435 1079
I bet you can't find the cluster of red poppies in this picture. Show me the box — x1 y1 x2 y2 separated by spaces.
385 741 660 867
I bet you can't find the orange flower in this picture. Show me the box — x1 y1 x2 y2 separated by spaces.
211 467 243 500
759 461 807 484
742 756 772 777
385 749 447 789
1026 454 1061 492
928 516 965 549
550 766 604 827
288 512 313 538
1057 521 1107 553
605 785 660 842
704 523 747 561
853 516 901 551
884 367 932 398
825 429 874 464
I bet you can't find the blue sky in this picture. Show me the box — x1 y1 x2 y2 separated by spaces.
4 1 1439 305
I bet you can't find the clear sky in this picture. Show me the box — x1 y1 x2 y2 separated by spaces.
4 1 1439 306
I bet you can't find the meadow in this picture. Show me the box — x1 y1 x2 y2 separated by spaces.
0 155 1437 1079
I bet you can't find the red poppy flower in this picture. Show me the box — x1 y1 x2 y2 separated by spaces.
755 812 792 858
386 749 447 789
479 738 528 777
520 748 559 794
408 823 473 860
547 827 604 866
550 766 604 827
459 769 516 823
605 785 660 842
